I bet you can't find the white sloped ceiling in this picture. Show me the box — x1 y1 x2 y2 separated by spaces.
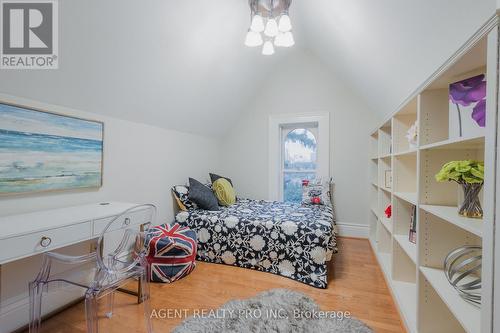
0 0 496 136
294 0 495 118
0 0 298 137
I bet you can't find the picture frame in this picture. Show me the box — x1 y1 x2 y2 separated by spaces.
449 74 486 139
0 101 104 195
384 170 392 189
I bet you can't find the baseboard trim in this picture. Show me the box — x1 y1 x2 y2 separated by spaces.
336 222 369 238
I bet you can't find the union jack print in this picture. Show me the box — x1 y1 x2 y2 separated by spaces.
145 223 197 283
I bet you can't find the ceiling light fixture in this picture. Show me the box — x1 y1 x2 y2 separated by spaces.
245 0 294 55
245 30 264 47
264 18 279 37
250 14 265 32
278 14 292 32
262 40 275 55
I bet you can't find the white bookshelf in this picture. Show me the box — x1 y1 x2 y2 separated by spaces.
394 192 417 205
420 205 483 237
420 267 481 333
368 19 497 333
394 234 417 263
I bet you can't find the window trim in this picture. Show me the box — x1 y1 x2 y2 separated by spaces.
268 113 330 201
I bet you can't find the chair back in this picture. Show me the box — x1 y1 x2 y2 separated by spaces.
96 204 157 275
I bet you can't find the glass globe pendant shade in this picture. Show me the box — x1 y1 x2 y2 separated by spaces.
278 14 292 32
281 31 295 47
264 18 279 37
250 14 265 32
262 41 275 55
274 32 285 47
244 30 263 47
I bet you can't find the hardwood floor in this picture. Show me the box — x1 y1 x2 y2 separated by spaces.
27 237 405 333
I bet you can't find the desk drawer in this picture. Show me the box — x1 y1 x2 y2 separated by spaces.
0 222 92 264
92 208 152 236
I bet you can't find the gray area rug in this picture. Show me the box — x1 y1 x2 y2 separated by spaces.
173 289 373 333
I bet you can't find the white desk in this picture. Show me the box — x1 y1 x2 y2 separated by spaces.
0 202 153 333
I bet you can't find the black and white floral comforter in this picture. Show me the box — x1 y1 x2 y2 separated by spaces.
175 199 337 288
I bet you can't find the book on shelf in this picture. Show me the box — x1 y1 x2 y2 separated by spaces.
409 205 417 244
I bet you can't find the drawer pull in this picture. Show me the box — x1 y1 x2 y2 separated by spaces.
124 217 131 226
40 236 52 247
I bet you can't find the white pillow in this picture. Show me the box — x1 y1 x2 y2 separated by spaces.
301 179 331 206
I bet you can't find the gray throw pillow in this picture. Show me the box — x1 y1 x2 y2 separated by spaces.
209 173 233 186
188 178 220 211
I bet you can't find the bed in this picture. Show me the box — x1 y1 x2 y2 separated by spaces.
175 198 337 288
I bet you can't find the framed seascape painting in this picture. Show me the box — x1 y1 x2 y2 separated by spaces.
0 102 104 195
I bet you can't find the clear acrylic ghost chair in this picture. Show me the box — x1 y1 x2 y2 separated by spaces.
29 204 157 333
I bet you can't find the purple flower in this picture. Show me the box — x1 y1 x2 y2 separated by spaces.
472 99 486 127
449 74 486 106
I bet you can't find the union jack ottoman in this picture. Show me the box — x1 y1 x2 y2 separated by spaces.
145 223 197 283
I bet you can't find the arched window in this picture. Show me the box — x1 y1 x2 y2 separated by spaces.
282 128 317 202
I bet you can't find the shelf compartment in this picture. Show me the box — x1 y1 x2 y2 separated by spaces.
419 135 484 151
380 186 392 194
394 234 416 264
393 153 417 193
378 122 392 157
392 239 418 332
393 148 417 157
379 153 392 159
420 45 486 148
419 208 481 269
392 281 417 333
393 98 418 154
393 192 417 205
393 238 416 283
420 267 479 333
393 195 417 239
378 156 392 191
376 221 392 255
419 205 481 332
380 217 392 234
378 252 392 277
419 147 484 206
418 269 468 333
378 188 392 225
419 88 449 146
420 205 482 238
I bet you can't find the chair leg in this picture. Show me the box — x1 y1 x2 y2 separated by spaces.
85 292 99 333
137 278 143 304
105 292 114 318
140 271 153 333
28 281 43 333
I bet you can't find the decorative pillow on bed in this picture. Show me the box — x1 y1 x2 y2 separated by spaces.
188 178 220 211
301 179 331 206
209 173 233 186
172 185 198 211
212 178 236 206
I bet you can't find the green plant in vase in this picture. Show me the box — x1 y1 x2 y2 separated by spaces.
436 160 484 218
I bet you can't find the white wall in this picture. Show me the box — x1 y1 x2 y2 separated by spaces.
0 93 220 222
219 49 381 237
